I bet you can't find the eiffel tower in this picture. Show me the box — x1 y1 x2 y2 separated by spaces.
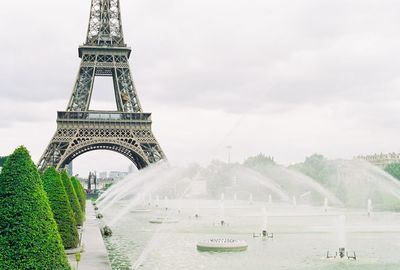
38 0 166 172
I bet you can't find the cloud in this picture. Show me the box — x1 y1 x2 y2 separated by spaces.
1 0 400 173
0 99 65 128
2 0 400 114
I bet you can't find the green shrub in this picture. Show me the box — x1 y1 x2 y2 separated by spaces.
0 156 8 167
42 167 79 249
71 177 86 213
61 171 83 226
0 146 70 270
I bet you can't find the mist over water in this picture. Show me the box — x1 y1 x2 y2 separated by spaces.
307 159 400 209
100 158 400 214
96 158 400 270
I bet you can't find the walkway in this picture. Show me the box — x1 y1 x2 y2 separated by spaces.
68 201 112 270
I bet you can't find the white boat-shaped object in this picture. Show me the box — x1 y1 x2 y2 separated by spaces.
197 239 248 252
149 217 179 224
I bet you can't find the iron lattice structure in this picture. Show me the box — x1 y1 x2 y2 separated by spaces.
38 0 166 172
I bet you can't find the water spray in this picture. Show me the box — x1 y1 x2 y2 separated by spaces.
292 196 297 208
253 207 273 239
324 198 328 212
326 215 356 260
367 198 372 217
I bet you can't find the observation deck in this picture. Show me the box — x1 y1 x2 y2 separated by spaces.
57 111 152 124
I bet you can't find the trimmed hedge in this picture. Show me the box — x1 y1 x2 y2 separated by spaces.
0 156 8 167
71 177 86 213
42 167 79 249
0 146 70 270
61 171 83 226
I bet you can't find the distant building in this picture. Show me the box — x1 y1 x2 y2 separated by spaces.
109 171 128 180
355 153 400 168
98 171 108 179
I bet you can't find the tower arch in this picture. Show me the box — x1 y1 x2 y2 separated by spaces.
58 142 148 170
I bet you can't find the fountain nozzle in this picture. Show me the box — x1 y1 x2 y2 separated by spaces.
339 247 345 258
326 247 356 260
253 230 274 239
101 226 113 237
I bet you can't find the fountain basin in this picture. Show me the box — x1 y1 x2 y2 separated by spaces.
149 217 179 224
197 239 248 252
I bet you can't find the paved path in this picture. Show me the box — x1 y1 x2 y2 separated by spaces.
68 201 112 270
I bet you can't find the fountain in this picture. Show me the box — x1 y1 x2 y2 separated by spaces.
326 215 356 260
253 207 273 239
249 163 344 206
337 215 346 255
164 196 169 210
367 198 372 217
155 195 160 207
93 160 400 269
194 200 200 218
196 239 248 252
217 200 226 226
323 197 328 212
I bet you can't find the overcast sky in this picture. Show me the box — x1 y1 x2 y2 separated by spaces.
1 0 400 176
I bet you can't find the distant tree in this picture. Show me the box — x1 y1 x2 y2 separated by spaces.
243 153 275 169
61 171 83 226
204 160 232 197
0 146 70 269
290 154 334 185
71 176 86 213
384 163 400 181
42 167 79 249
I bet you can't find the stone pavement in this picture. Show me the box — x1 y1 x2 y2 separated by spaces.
68 201 112 270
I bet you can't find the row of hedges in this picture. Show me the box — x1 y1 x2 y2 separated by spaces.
42 167 79 249
72 176 86 213
61 171 84 226
0 146 88 269
0 147 71 269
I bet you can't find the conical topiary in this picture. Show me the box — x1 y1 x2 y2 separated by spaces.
61 171 83 226
0 146 70 270
42 167 79 249
71 176 86 213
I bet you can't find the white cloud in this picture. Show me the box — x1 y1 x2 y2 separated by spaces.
1 0 400 174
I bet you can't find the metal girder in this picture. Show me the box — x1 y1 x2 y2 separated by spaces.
86 0 125 46
66 53 142 113
38 0 166 172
